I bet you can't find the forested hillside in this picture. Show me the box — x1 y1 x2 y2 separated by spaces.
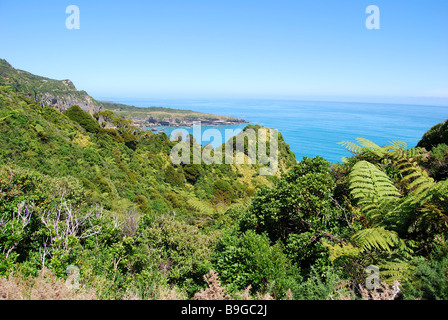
0 69 447 300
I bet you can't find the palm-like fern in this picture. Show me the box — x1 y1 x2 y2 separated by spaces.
341 138 446 229
351 227 400 252
339 138 395 159
339 138 381 155
332 137 448 284
187 197 216 216
339 137 425 161
349 160 401 224
376 260 415 284
388 150 448 231
331 137 448 286
392 150 434 195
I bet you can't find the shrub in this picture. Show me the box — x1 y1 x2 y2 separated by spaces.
135 215 214 296
417 118 448 151
213 179 233 204
183 164 201 184
65 105 100 134
164 165 185 187
212 229 301 298
402 242 448 300
243 157 338 243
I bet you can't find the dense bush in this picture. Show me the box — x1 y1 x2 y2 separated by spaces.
1 85 448 300
164 165 185 187
135 215 214 295
403 241 448 300
417 118 448 151
64 105 100 134
240 157 353 276
212 229 301 298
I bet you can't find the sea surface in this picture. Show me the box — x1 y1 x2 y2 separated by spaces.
102 98 448 163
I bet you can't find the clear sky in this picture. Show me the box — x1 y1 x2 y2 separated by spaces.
0 0 447 104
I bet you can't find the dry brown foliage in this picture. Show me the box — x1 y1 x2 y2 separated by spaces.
328 280 401 300
236 285 252 300
0 268 96 300
194 270 287 300
358 280 401 300
194 270 231 300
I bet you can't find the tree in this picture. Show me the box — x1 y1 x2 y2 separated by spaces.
212 229 300 298
417 118 448 151
65 105 100 134
240 157 350 275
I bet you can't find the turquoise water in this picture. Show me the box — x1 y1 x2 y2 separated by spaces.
105 98 448 163
143 123 248 149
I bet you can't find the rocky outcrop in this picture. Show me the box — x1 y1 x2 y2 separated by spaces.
38 91 103 115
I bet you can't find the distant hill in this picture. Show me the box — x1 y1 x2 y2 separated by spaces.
0 59 103 115
101 101 247 128
0 59 247 126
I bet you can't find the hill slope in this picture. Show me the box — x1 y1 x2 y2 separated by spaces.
0 59 103 115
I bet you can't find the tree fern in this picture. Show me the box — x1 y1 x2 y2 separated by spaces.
392 152 434 195
351 227 400 253
378 259 415 284
356 138 381 150
339 138 404 159
322 241 361 263
393 179 448 230
187 197 216 216
338 140 363 154
402 147 426 158
349 160 401 223
388 140 407 151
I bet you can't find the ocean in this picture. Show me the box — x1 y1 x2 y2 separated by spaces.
101 98 448 164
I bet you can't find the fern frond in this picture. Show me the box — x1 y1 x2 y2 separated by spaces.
338 141 362 154
356 138 381 150
187 197 215 215
351 227 400 252
390 150 434 195
388 140 407 151
350 161 401 199
322 241 361 263
402 147 425 158
349 161 401 222
378 260 415 284
395 180 448 219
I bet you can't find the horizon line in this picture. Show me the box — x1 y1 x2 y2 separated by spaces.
93 94 448 108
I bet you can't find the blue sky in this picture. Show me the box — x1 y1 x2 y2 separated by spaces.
0 0 447 104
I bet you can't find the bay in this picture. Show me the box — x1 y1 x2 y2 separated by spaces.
100 98 448 163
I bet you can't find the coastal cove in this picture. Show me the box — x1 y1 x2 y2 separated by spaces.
143 123 249 149
100 98 448 163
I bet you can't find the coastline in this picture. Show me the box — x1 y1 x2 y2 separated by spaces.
131 115 248 129
100 100 248 129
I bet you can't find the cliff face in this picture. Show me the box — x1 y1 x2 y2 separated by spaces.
0 59 103 115
38 90 103 115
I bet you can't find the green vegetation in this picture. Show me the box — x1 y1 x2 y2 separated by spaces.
0 59 102 114
417 118 448 151
1 63 447 300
